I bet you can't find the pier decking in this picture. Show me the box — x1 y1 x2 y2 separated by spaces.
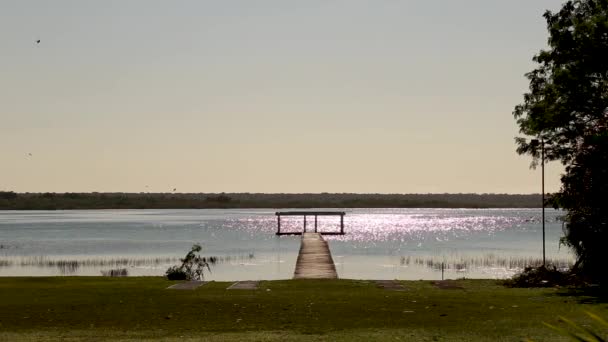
293 233 338 279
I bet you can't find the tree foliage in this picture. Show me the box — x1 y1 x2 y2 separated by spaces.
514 0 608 283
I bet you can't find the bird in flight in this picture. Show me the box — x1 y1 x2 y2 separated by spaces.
27 153 32 157
173 188 177 192
36 40 40 44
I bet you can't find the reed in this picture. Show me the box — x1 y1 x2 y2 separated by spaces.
100 268 128 277
399 254 574 272
0 253 255 270
13 256 179 268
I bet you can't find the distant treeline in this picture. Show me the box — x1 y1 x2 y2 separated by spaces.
0 191 544 210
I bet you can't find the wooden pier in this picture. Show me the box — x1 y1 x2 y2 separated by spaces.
275 211 345 236
293 233 338 279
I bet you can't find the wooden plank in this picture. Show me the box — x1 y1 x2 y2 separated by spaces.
293 233 338 279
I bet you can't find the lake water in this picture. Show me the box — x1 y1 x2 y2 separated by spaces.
0 208 573 280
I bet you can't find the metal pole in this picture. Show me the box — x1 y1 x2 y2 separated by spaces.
277 215 281 235
541 139 546 266
314 215 317 233
304 215 307 233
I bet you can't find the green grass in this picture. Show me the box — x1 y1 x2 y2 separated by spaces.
0 277 606 341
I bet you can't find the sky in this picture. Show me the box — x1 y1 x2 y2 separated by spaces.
0 0 566 194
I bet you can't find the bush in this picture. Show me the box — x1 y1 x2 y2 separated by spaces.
165 266 188 280
503 265 586 288
165 244 211 281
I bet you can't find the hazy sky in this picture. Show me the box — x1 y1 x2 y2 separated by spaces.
1 0 565 194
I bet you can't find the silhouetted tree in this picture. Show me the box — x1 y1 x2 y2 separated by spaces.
513 0 608 283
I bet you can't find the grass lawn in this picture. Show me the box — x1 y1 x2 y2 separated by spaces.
0 277 606 341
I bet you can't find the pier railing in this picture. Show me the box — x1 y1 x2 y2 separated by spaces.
275 211 345 236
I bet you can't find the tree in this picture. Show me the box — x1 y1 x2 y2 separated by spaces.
513 0 608 283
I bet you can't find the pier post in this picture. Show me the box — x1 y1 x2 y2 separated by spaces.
340 214 344 234
314 215 318 233
304 215 307 232
277 214 281 234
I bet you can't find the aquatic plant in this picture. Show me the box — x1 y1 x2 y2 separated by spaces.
0 253 250 275
56 260 79 275
399 254 574 273
16 256 180 268
101 268 128 277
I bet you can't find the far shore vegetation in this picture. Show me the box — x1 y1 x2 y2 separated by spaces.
0 191 545 210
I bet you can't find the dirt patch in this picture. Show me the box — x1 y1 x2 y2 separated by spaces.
375 280 407 291
432 280 464 290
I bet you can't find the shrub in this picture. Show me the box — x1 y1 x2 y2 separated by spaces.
165 266 188 280
165 244 211 281
503 265 586 288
